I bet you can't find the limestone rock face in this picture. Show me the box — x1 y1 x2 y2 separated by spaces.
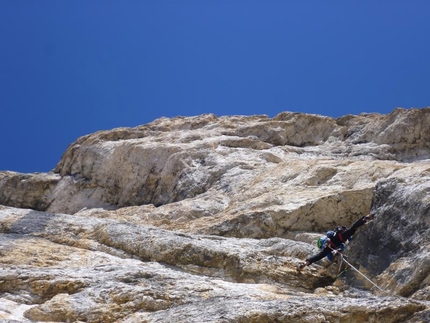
0 107 429 322
350 176 430 299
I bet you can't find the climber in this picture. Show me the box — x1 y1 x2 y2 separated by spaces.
298 212 375 269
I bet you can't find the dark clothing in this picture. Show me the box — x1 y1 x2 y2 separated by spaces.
306 216 368 265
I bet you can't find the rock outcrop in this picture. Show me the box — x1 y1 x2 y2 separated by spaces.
0 107 429 322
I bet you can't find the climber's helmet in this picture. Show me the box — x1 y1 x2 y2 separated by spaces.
335 225 347 234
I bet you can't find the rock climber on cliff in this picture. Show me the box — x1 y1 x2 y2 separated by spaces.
298 212 375 269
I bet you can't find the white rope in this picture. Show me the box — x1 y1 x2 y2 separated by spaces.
327 245 390 295
338 253 390 295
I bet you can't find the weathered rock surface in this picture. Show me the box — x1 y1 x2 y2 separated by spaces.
0 107 429 322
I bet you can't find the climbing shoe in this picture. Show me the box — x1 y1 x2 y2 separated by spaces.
298 261 309 270
364 213 375 222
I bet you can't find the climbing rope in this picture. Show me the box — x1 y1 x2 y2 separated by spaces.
329 246 390 295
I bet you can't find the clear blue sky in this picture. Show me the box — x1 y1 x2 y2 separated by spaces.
1 2 429 173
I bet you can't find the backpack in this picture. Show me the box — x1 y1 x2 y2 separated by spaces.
317 230 335 249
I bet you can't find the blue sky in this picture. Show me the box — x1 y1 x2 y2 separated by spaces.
1 2 429 173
